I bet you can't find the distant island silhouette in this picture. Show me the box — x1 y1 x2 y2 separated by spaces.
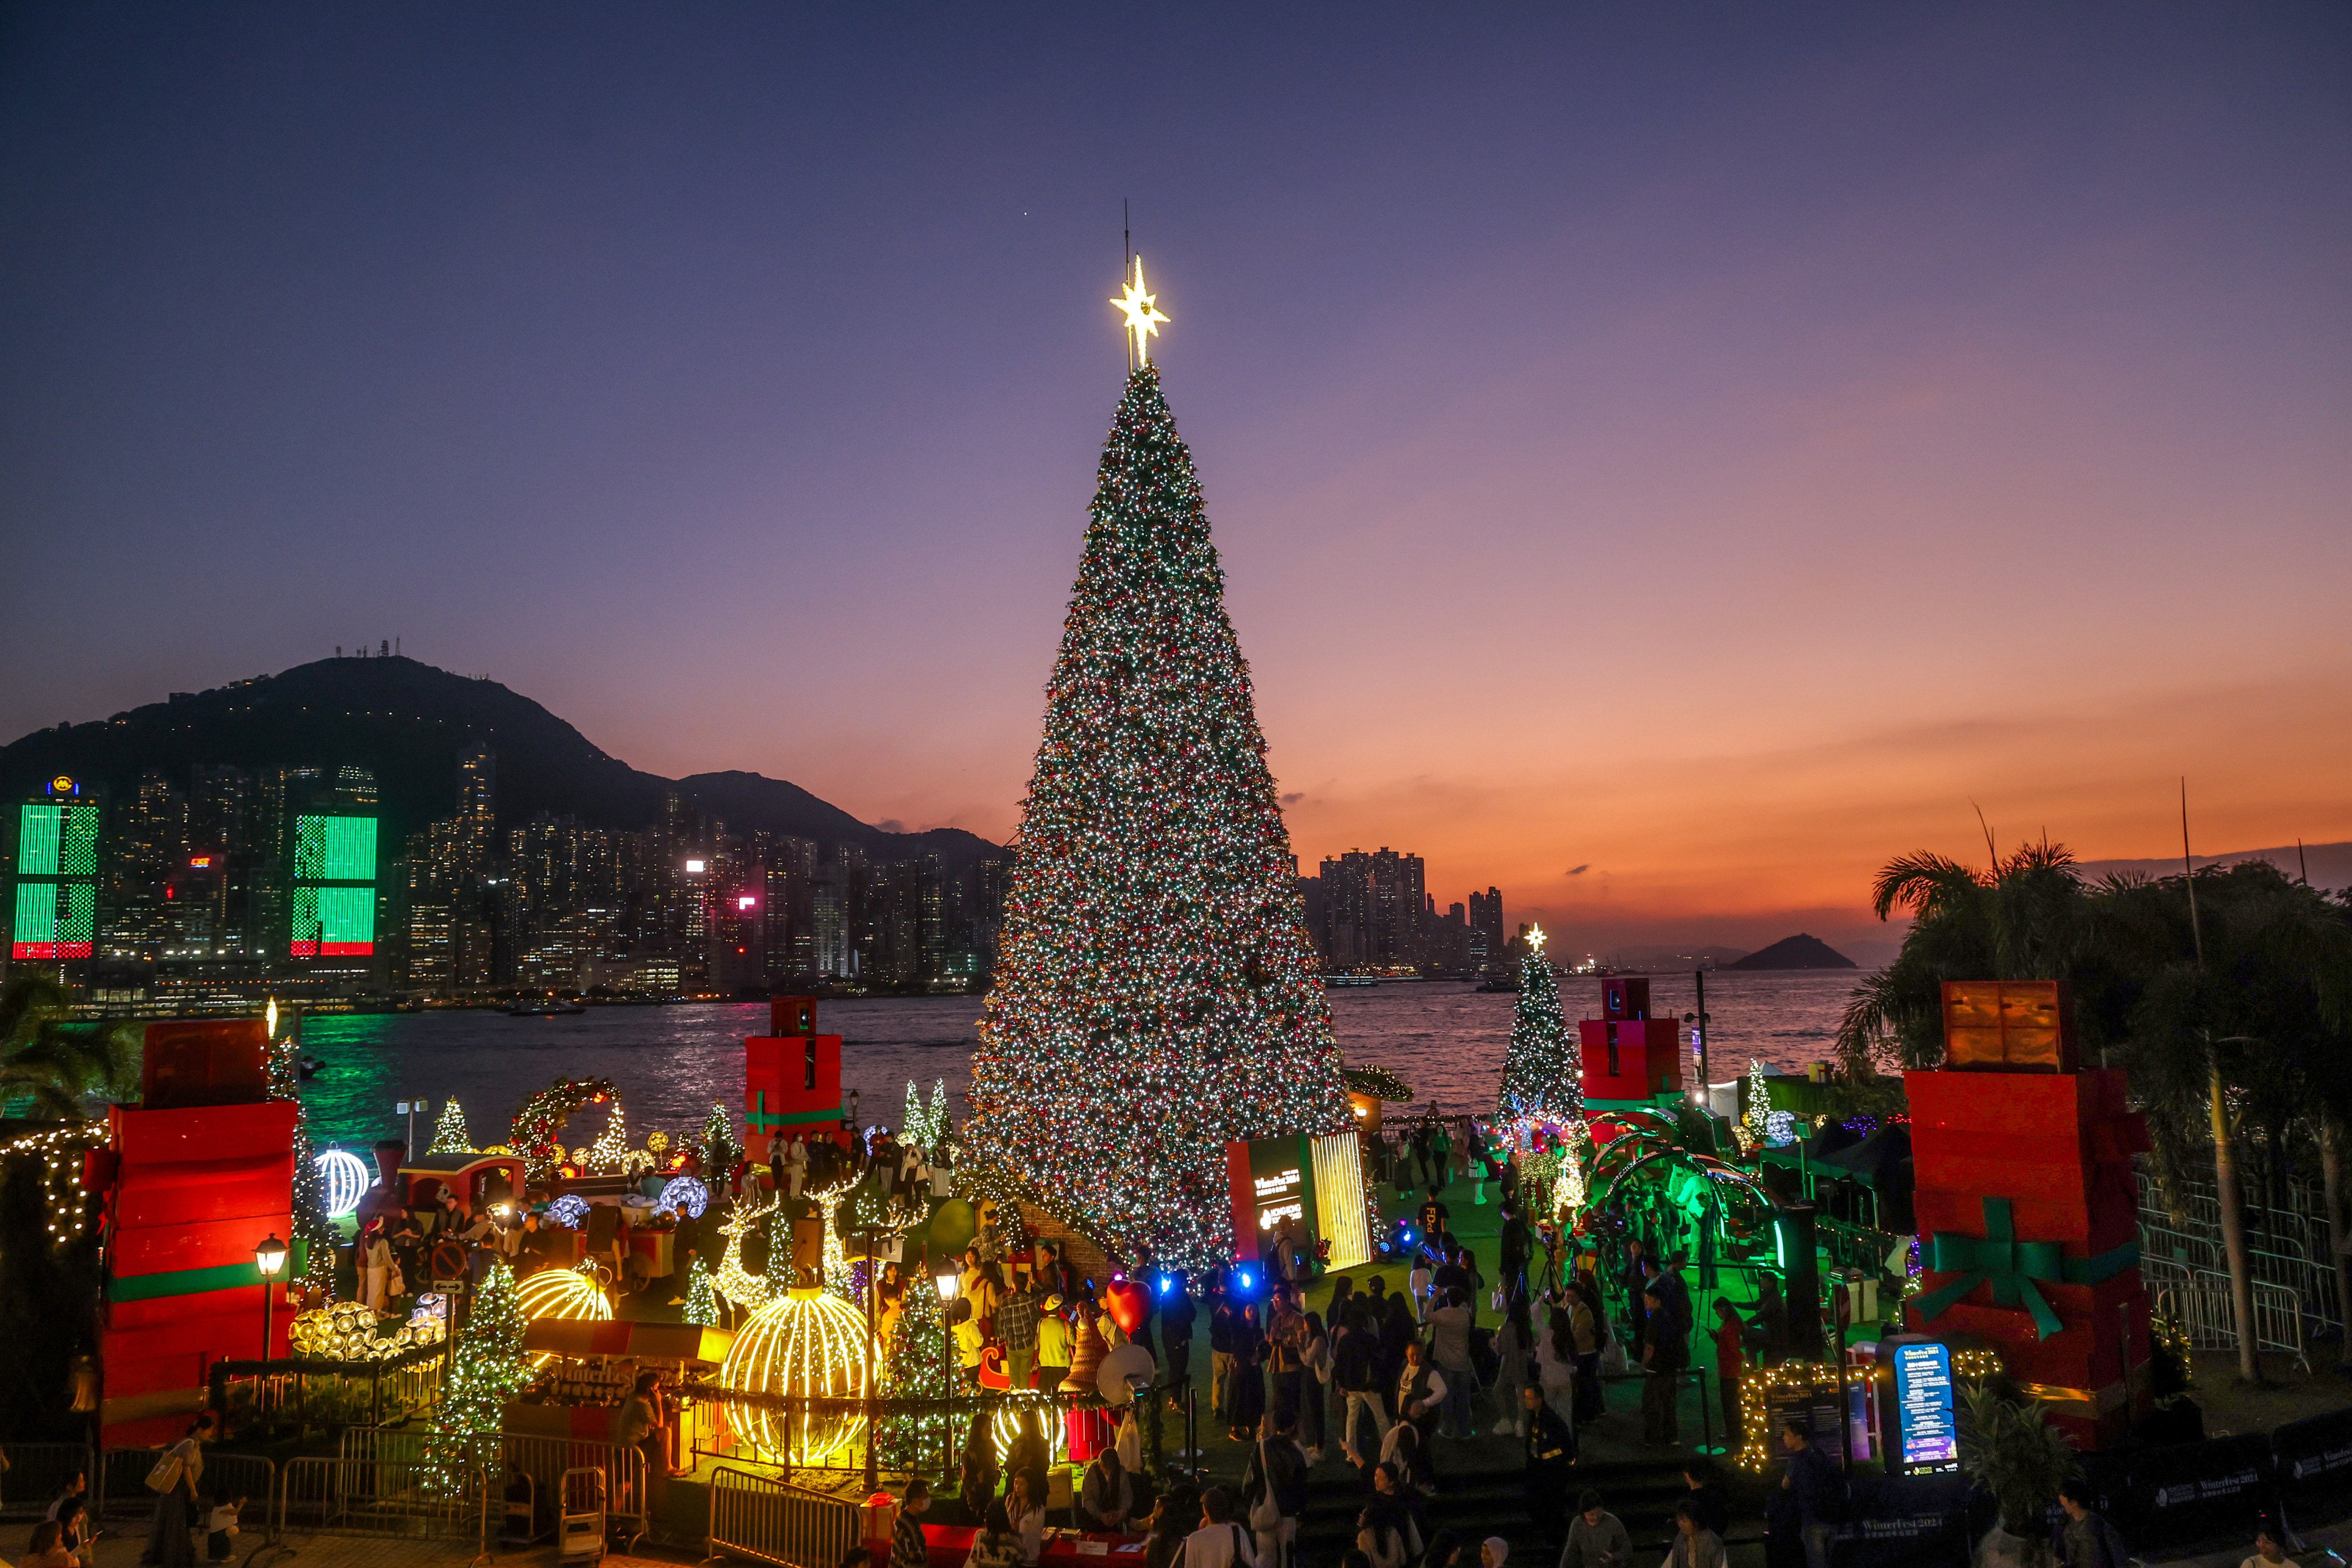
1726 933 1856 971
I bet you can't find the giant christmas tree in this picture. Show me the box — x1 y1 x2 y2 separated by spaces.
1497 925 1579 1123
965 267 1349 1273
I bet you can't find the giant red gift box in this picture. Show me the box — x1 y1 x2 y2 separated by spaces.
1904 1067 2150 1447
101 1100 296 1447
1578 1018 1682 1104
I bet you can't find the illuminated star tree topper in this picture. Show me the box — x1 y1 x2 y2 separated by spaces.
1110 256 1170 367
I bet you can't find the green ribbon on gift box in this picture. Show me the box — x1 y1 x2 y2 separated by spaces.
1913 1196 2140 1341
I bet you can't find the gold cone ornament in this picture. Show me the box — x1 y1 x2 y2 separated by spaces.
1060 1308 1108 1393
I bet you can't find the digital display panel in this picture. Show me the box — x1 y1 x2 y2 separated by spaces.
1892 1341 1960 1473
12 880 95 959
290 885 376 956
16 804 98 878
293 815 377 882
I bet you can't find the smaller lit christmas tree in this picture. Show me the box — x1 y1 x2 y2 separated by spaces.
585 1098 629 1172
429 1098 473 1154
902 1078 951 1149
683 1257 717 1327
875 1265 953 1469
1497 925 1577 1123
267 1028 336 1297
441 1259 530 1442
1739 1060 1770 1155
700 1101 741 1184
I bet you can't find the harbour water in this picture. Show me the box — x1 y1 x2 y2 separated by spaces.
296 969 1863 1154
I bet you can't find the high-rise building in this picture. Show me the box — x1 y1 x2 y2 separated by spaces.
103 771 184 961
1468 886 1505 973
285 767 380 986
7 776 102 983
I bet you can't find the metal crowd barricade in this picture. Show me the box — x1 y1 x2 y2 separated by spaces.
2152 1272 2309 1372
1 1443 95 1519
275 1453 489 1552
98 1447 276 1531
338 1425 647 1550
705 1465 867 1568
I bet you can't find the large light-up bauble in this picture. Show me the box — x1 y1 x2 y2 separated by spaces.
516 1267 613 1323
991 1390 1069 1466
317 1149 370 1219
658 1175 708 1219
545 1194 590 1229
721 1288 873 1465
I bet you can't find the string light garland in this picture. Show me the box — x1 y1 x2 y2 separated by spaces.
428 1098 473 1154
509 1076 621 1181
1739 1060 1771 1156
0 1125 103 1250
964 360 1351 1274
1733 1349 2004 1471
720 1287 873 1465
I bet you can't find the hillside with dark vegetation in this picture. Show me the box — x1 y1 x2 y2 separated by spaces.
0 656 999 869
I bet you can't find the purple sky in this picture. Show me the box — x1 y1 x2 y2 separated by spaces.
5 6 2347 957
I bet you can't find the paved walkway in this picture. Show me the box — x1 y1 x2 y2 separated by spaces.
87 1531 699 1567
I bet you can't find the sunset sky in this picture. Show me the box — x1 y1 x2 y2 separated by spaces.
5 6 2346 960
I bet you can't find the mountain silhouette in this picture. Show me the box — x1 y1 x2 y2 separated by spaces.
1725 932 1856 971
0 656 999 869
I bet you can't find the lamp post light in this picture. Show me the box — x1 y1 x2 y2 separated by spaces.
934 1264 960 1480
254 1233 289 1362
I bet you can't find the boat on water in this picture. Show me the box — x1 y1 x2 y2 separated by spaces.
1324 974 1380 988
506 996 588 1017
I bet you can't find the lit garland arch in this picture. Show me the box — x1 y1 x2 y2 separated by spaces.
509 1076 622 1180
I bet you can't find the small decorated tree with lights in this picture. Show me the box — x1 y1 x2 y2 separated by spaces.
267 1030 337 1297
965 275 1350 1273
683 1257 718 1327
440 1258 530 1447
700 1101 741 1187
875 1269 953 1469
1497 926 1578 1123
428 1097 473 1154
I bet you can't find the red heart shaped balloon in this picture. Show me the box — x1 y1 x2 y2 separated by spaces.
1103 1280 1149 1337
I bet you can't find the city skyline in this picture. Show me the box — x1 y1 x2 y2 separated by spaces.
5 9 2346 958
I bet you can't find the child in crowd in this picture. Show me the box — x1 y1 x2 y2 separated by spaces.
205 1493 242 1561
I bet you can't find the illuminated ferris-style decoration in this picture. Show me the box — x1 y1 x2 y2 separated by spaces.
720 1288 873 1464
316 1148 370 1219
1110 256 1169 366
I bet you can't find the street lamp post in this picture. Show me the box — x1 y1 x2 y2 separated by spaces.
254 1233 289 1366
934 1265 960 1481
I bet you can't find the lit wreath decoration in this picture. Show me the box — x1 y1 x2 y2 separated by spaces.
509 1076 623 1180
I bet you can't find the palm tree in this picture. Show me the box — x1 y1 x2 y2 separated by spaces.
0 974 138 1120
1835 840 2104 1075
2102 862 2352 1380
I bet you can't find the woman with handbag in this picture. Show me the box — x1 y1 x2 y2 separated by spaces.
141 1411 214 1567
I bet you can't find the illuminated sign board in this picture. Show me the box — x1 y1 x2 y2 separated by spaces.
1252 1164 1306 1234
11 802 100 959
290 812 377 958
13 880 94 960
1891 1340 1959 1474
15 803 99 877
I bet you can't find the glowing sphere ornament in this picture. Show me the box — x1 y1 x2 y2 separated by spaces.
316 1148 370 1219
516 1266 613 1323
546 1194 590 1229
658 1175 709 1219
720 1288 874 1465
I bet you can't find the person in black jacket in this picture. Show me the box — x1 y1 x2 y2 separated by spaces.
1161 1272 1198 1401
1679 1458 1729 1538
1520 1386 1575 1553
